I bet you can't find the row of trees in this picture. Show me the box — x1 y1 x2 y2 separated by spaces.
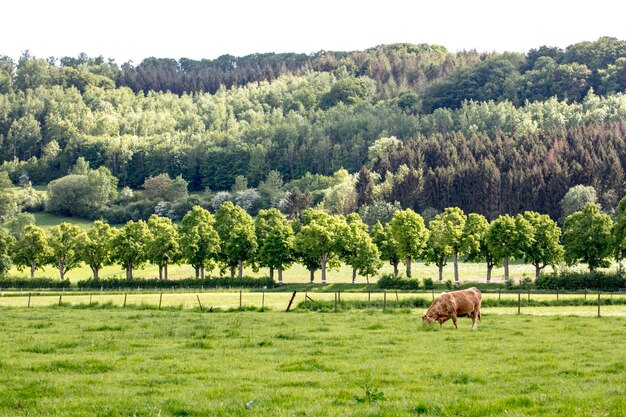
2 199 623 284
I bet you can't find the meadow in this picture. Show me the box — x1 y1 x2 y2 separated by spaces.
0 306 624 416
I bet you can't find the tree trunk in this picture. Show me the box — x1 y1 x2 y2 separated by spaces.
158 265 163 280
59 258 65 281
406 256 412 278
269 267 274 280
126 262 133 280
352 267 357 284
321 254 327 284
453 249 459 283
30 261 35 279
238 260 243 278
194 266 200 279
164 263 168 281
486 262 493 283
230 265 236 278
438 264 443 283
309 269 314 283
91 265 99 281
200 265 205 280
278 265 283 285
504 256 510 282
535 263 542 281
393 262 398 278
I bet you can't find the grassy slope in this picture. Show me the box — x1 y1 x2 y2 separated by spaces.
0 308 623 416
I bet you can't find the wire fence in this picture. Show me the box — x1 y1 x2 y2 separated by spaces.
1 289 625 316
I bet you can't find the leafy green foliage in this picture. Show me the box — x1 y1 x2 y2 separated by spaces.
389 209 429 277
78 220 115 280
214 202 257 277
146 215 181 280
12 225 50 278
179 206 220 279
110 220 149 280
47 222 84 281
562 203 613 271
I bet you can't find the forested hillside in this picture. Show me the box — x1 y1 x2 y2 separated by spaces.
1 37 626 222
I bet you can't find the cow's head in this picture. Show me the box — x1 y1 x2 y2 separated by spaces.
422 314 436 325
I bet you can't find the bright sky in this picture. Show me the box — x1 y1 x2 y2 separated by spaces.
4 0 626 64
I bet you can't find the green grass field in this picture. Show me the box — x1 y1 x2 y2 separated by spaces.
0 307 624 417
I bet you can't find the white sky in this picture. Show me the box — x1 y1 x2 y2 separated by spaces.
3 0 626 64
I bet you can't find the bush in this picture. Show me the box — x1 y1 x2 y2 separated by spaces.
76 276 275 289
0 277 70 289
377 273 420 290
536 270 626 291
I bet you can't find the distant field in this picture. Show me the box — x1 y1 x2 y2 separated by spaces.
0 308 623 416
7 259 540 284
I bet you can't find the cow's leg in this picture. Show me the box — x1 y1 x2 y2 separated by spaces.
471 312 477 330
451 314 458 329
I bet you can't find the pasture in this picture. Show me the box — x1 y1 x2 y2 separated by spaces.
0 305 624 416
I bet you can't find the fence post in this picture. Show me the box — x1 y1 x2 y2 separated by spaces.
368 291 371 302
556 287 559 301
239 290 242 310
262 290 265 310
123 293 127 308
334 292 337 312
58 293 63 306
89 294 92 305
158 293 163 310
285 291 297 312
383 291 387 311
498 289 501 301
517 291 521 315
28 293 31 308
395 290 399 302
196 295 203 312
597 291 601 318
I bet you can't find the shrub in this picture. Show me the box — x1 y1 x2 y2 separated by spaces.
76 276 275 290
377 273 420 290
0 277 70 289
536 270 626 291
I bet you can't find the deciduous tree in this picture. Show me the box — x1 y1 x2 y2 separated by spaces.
180 206 220 279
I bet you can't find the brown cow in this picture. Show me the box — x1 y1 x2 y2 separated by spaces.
422 287 482 330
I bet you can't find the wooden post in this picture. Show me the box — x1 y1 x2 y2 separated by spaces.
239 290 243 310
123 293 127 307
59 293 63 306
285 291 297 312
517 291 521 315
158 293 163 310
383 291 387 311
196 295 203 312
89 294 92 305
338 291 341 302
395 290 399 302
527 288 530 302
262 290 265 310
597 291 601 318
368 291 371 302
498 290 501 301
28 293 31 308
556 287 559 301
334 292 337 312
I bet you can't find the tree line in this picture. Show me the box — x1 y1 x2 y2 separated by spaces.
2 197 624 285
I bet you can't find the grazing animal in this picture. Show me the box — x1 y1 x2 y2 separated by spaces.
422 287 482 329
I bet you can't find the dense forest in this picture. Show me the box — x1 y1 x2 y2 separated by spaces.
1 37 626 222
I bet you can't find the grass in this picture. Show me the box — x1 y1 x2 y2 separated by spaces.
0 307 623 416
